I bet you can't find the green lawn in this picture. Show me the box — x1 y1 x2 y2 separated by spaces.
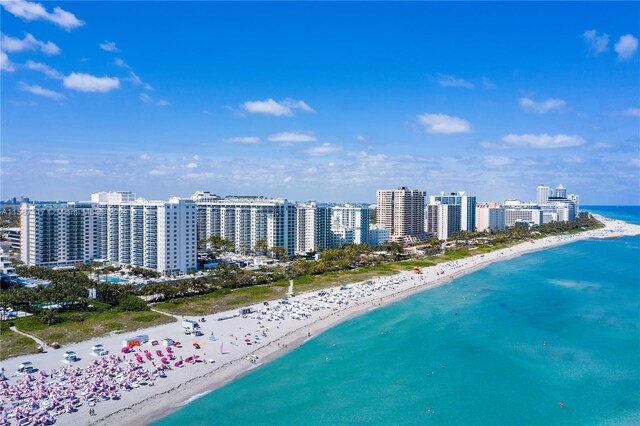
0 323 40 360
7 309 175 350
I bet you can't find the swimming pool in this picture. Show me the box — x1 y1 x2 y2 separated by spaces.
99 277 129 284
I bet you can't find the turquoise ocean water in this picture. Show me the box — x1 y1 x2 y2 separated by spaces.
155 206 639 426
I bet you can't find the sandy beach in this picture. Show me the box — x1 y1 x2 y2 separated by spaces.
1 214 638 426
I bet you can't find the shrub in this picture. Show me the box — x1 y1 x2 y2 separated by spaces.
39 310 60 326
119 295 148 311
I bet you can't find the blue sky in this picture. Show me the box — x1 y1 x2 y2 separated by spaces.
1 1 639 204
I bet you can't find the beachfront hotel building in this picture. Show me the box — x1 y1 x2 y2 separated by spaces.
369 225 390 246
503 200 543 227
21 202 101 268
426 202 461 240
330 204 371 246
376 187 427 243
193 192 297 258
429 191 476 232
536 185 552 206
295 203 332 255
20 193 198 275
94 196 197 275
533 184 579 223
475 203 506 232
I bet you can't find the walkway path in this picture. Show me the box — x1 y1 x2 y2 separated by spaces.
9 326 47 350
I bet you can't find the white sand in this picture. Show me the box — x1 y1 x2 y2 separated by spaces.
2 214 638 426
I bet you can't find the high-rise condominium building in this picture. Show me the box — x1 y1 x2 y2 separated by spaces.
554 184 567 199
295 203 332 255
536 185 552 206
376 187 426 242
429 191 476 231
475 202 506 232
193 193 297 257
330 204 371 246
568 194 580 213
21 202 100 268
426 202 461 240
21 194 198 274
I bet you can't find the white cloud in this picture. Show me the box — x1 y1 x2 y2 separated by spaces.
0 156 16 162
99 41 119 53
267 131 317 143
349 151 388 163
303 143 340 156
127 72 143 85
418 113 472 134
140 93 153 104
588 142 612 150
483 156 513 167
75 168 104 177
140 154 151 161
223 136 260 144
503 133 585 149
563 155 584 164
435 73 474 89
1 32 60 55
482 76 496 90
149 165 175 176
63 72 120 93
185 162 198 169
582 30 609 55
356 135 368 142
24 60 62 79
240 98 315 116
8 99 37 106
615 34 638 60
19 82 63 99
0 0 84 30
181 172 220 181
114 57 129 68
0 51 14 72
519 97 566 114
619 107 640 118
139 93 168 106
40 158 69 164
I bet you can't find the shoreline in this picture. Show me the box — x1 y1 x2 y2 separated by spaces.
2 215 638 426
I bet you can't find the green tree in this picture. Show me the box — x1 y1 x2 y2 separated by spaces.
254 239 268 255
119 295 149 311
39 309 60 326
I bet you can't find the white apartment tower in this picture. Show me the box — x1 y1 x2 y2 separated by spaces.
295 203 332 254
193 193 297 257
536 185 552 206
426 202 461 240
376 187 426 242
330 204 371 246
21 194 197 275
21 202 100 268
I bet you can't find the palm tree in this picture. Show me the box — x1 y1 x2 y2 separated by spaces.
254 239 268 255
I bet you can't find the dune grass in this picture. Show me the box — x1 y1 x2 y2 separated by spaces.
0 323 40 360
7 309 175 351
